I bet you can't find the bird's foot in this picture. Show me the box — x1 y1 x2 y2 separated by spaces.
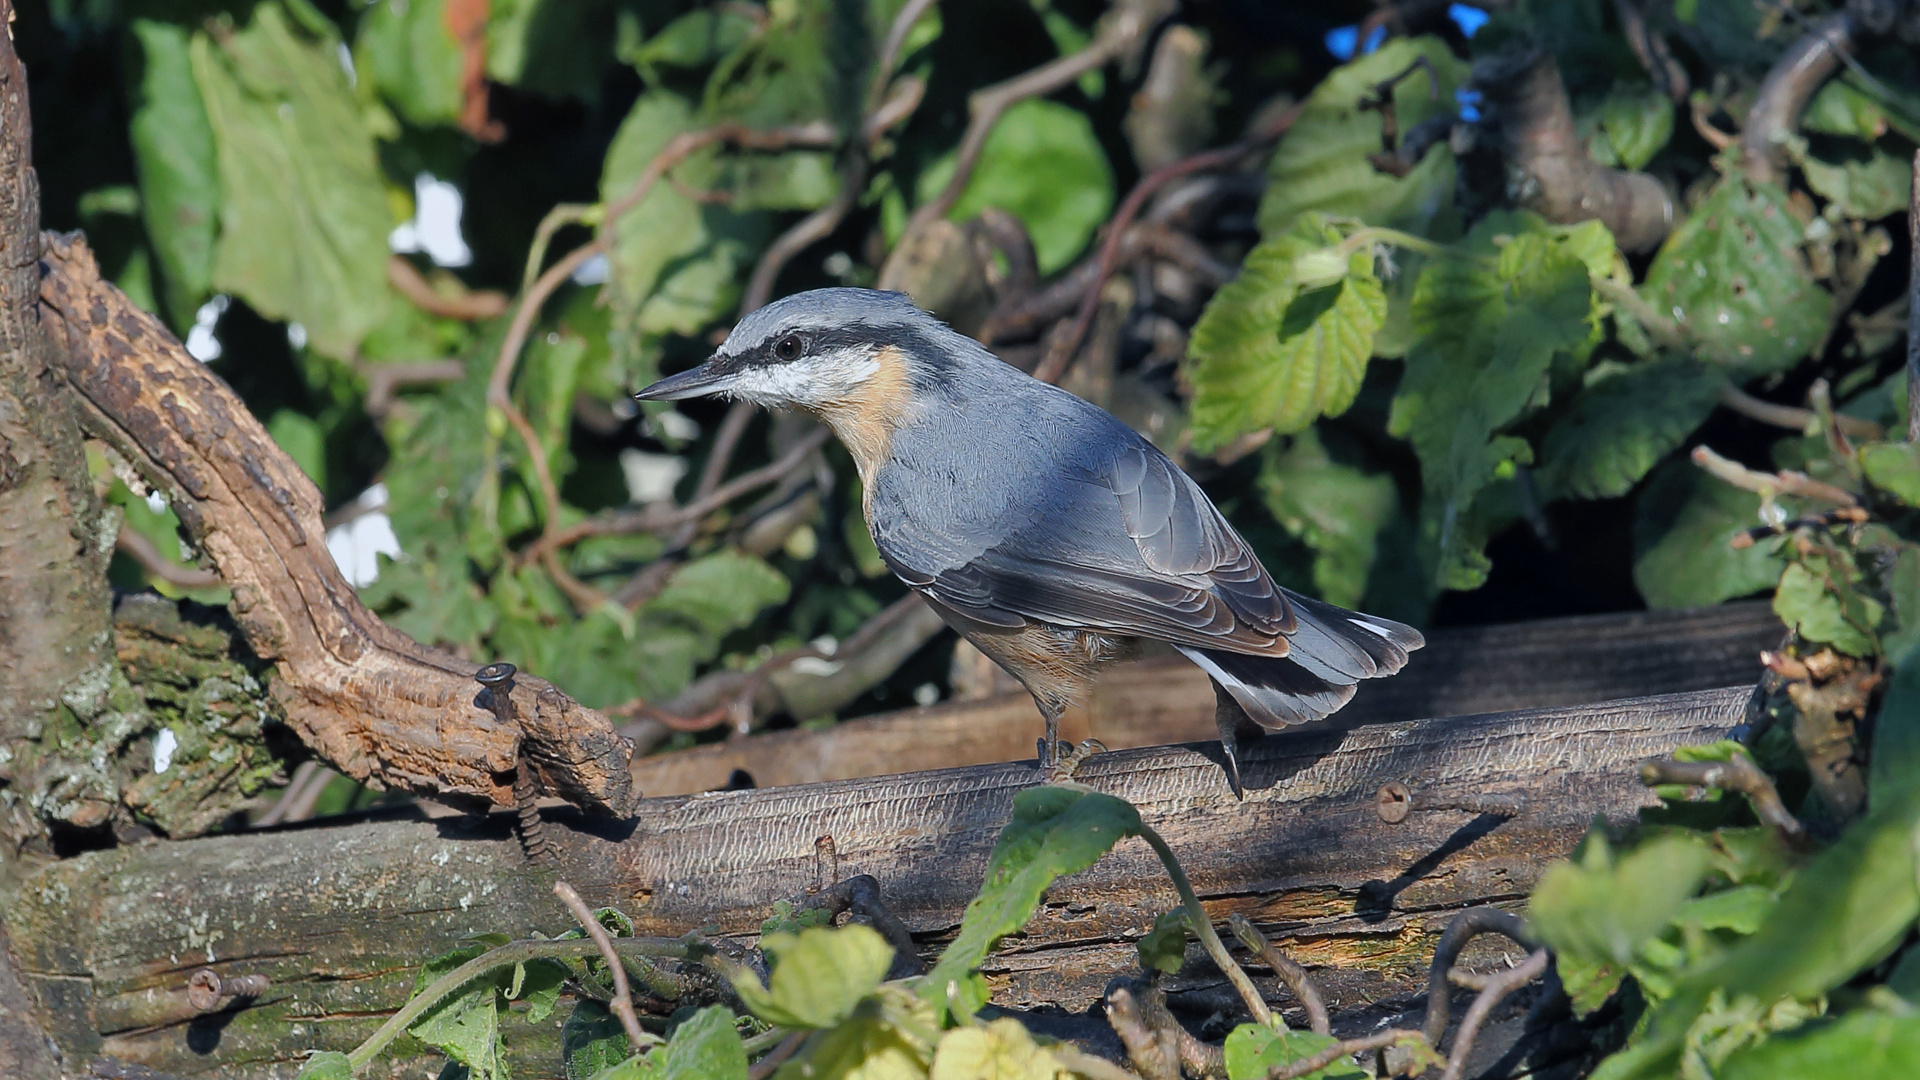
1041 738 1108 785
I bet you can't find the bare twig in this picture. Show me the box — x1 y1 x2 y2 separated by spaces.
253 759 322 828
1719 382 1884 441
1105 985 1180 1080
1613 0 1688 101
1269 1029 1433 1080
1690 98 1737 150
1031 105 1298 383
1730 506 1870 550
1908 148 1919 442
1486 49 1673 252
521 426 832 562
905 0 1174 234
1640 754 1808 846
386 256 508 321
1423 907 1533 1045
747 1031 807 1080
113 528 219 589
363 359 466 420
1743 12 1854 187
1440 949 1550 1080
555 881 646 1053
1227 914 1330 1036
1691 445 1860 506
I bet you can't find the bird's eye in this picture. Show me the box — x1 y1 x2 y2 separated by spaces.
774 335 802 361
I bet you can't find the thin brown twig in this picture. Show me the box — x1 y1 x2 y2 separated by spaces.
1269 1029 1433 1080
1613 0 1688 101
1105 986 1180 1080
253 760 321 828
747 1031 807 1080
522 426 832 563
554 881 646 1053
1439 949 1550 1080
1640 755 1808 846
387 256 508 321
1422 907 1533 1046
1227 914 1331 1036
1719 382 1884 440
114 528 219 589
905 0 1174 236
1052 1047 1145 1080
362 360 466 420
1031 104 1299 384
1692 445 1860 506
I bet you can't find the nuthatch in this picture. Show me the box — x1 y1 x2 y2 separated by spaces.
636 288 1423 793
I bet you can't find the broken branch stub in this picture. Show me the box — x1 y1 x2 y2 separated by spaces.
37 233 635 816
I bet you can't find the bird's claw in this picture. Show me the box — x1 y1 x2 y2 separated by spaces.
1041 738 1107 785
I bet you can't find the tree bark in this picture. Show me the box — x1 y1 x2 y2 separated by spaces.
36 236 635 819
0 0 120 854
5 684 1744 1079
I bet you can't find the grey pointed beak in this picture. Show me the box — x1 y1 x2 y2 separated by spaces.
633 356 733 401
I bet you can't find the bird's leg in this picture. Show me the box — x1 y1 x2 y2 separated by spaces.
1211 680 1258 800
1035 695 1104 783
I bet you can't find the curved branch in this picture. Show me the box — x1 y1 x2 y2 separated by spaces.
1439 949 1550 1080
1421 907 1534 1045
1742 12 1853 187
1487 49 1673 253
904 0 1174 236
387 256 508 321
113 528 220 589
41 234 635 816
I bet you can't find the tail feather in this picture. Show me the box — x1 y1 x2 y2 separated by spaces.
1179 593 1424 730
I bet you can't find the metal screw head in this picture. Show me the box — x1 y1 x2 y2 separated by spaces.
1375 781 1412 824
187 969 223 1011
475 662 518 686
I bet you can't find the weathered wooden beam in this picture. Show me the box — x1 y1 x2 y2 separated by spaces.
6 686 1744 1079
633 602 1776 794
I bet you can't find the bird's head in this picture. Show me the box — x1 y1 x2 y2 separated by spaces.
632 288 949 415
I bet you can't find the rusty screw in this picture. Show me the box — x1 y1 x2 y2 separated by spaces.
475 661 518 724
1374 781 1412 824
477 663 548 863
187 968 270 1012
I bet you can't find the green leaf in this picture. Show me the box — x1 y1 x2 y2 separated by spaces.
1774 561 1883 658
294 1051 353 1080
784 997 937 1080
1804 80 1898 140
1640 173 1830 375
600 91 768 371
593 1005 746 1080
1136 909 1188 975
1862 441 1920 506
486 0 619 101
760 898 835 938
407 944 512 1080
644 550 790 646
1258 37 1466 236
1223 1024 1368 1080
129 19 219 324
361 555 498 654
1720 1008 1920 1080
1632 460 1787 608
1186 215 1386 449
1529 833 1711 970
1871 642 1920 812
930 1018 1065 1080
1257 428 1399 608
354 0 464 127
1594 83 1674 171
1389 213 1603 589
190 2 393 359
731 924 896 1030
1603 790 1920 1080
565 1001 633 1080
267 409 327 492
1537 360 1724 500
921 787 1141 1016
1802 146 1913 220
624 8 758 72
914 98 1114 274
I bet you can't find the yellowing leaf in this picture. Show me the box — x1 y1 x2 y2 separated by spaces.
732 925 896 1030
930 1019 1064 1080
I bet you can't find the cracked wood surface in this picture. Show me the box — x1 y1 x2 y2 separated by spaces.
36 234 634 817
633 601 1777 794
7 685 1743 1079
